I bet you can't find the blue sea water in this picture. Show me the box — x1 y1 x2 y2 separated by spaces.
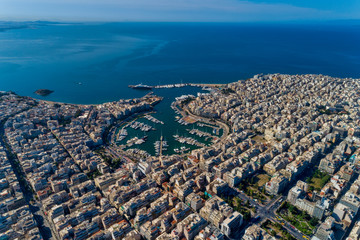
0 22 360 104
1 21 360 155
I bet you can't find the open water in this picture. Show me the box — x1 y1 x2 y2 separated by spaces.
0 22 359 104
1 21 359 155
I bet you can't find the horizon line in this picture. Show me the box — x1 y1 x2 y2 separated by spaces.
1 18 360 24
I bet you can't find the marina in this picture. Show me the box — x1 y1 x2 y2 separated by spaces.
186 128 218 142
116 128 128 142
129 121 155 132
173 134 206 148
154 138 169 156
173 146 191 154
114 115 217 155
111 88 224 156
176 118 190 126
126 136 147 147
144 114 164 124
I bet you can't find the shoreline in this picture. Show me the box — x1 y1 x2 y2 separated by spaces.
6 82 226 106
24 91 164 107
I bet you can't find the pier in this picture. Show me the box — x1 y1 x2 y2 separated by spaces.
129 83 226 90
173 135 206 147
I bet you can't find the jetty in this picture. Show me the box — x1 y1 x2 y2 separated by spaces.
129 83 225 90
187 128 216 140
144 114 164 124
173 135 206 147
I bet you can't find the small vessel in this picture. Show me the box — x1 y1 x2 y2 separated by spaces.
129 83 153 90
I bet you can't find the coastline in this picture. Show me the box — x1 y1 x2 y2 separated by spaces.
5 82 228 157
25 82 225 106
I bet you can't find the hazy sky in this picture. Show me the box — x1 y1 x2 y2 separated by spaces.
1 0 359 22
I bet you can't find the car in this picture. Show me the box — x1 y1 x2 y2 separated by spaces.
303 236 309 240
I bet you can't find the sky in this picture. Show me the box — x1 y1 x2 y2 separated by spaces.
0 0 359 22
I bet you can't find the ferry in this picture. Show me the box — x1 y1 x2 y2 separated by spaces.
128 83 153 90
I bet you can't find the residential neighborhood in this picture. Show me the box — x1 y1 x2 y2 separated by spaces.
1 73 360 240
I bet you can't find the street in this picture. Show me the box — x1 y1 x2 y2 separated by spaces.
230 188 309 240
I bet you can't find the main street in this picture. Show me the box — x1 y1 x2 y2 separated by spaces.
230 187 309 240
0 107 58 240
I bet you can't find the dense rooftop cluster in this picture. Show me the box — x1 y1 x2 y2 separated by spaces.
0 142 42 239
0 93 162 240
1 73 360 240
183 74 360 240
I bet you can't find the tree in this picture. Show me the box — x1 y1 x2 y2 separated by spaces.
275 222 282 229
283 231 294 240
288 204 295 214
300 210 307 220
243 211 251 221
270 230 276 237
314 169 321 178
310 217 319 227
112 158 121 168
251 207 257 213
74 109 82 118
261 221 268 228
320 175 330 187
235 197 242 207
250 177 255 185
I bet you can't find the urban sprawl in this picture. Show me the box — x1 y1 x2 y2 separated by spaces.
1 74 360 240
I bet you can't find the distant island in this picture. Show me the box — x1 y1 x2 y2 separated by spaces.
34 89 54 96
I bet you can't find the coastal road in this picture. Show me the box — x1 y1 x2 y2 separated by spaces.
106 145 134 165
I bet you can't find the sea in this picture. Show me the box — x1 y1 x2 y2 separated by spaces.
1 21 360 155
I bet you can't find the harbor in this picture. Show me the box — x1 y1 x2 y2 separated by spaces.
113 111 222 156
129 121 155 132
111 86 224 156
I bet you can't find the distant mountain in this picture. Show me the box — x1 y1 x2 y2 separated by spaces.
0 22 28 32
0 21 66 32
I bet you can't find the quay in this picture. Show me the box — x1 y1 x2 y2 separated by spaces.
173 102 230 141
